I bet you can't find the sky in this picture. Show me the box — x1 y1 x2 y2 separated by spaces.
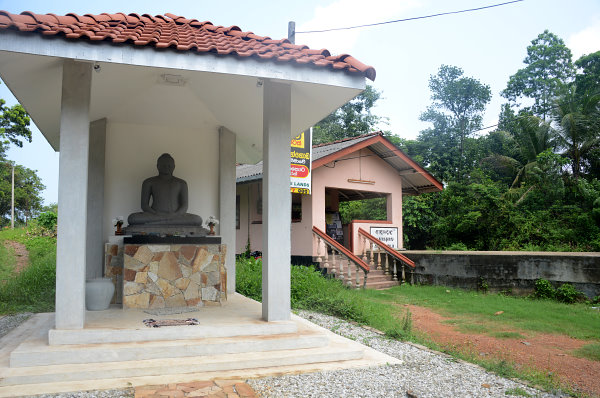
0 0 599 205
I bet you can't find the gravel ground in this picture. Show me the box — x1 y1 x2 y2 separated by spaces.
247 311 567 398
0 312 567 398
0 313 32 339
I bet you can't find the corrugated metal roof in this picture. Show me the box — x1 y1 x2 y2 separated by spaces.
236 132 442 195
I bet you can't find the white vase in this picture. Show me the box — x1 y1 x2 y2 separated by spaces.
85 277 115 311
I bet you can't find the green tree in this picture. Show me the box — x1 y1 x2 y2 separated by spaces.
0 163 44 225
502 30 575 119
482 114 555 189
552 86 600 179
312 85 385 144
419 65 491 181
574 51 600 96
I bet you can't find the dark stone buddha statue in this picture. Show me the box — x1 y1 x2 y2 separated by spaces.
127 153 203 227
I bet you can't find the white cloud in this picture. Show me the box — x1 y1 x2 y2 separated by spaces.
568 20 600 60
296 0 422 55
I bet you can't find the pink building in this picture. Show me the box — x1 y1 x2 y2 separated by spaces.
236 132 442 265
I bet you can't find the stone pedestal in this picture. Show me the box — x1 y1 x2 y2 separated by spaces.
122 236 226 309
104 236 125 304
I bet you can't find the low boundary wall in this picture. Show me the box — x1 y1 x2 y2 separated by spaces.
402 251 600 298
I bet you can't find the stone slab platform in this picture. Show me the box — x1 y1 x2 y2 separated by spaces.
0 294 401 397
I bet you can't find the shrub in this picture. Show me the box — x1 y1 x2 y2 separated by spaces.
37 212 57 230
533 279 555 300
0 235 56 312
555 283 579 304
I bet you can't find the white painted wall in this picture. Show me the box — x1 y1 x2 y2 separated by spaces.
103 121 219 241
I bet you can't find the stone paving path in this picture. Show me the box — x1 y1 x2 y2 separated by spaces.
134 380 258 398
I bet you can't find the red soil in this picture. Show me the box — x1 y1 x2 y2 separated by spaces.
407 304 600 397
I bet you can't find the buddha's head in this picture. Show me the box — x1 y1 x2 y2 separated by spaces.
157 153 175 176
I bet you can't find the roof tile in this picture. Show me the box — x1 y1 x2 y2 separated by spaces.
0 10 375 81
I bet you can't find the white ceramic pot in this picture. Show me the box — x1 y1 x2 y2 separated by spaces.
85 277 115 311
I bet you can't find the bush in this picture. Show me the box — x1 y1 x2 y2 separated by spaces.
533 279 555 300
235 258 411 338
37 211 57 230
555 283 579 304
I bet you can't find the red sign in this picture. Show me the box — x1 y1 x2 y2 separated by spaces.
290 164 309 178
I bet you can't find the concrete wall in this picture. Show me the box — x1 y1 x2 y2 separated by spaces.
312 147 403 256
403 250 600 298
235 147 405 257
235 181 312 256
103 121 219 242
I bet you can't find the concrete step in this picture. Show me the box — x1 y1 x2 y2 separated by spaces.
1 340 364 386
366 280 401 289
11 329 329 367
48 315 298 345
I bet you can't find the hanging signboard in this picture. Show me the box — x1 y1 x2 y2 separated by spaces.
290 128 312 194
370 226 399 249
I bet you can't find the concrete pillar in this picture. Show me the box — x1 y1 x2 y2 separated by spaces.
55 60 92 329
219 126 237 294
262 80 291 321
86 119 107 279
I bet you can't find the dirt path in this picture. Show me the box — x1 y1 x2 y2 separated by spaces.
3 240 29 274
407 304 600 397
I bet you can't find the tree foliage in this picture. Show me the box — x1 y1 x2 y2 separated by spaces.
312 85 385 144
502 30 575 119
401 31 600 252
419 65 491 181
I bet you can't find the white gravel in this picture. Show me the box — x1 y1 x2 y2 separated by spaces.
0 311 567 398
247 310 567 398
0 313 32 339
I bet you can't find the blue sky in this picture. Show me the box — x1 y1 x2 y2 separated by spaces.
0 0 599 205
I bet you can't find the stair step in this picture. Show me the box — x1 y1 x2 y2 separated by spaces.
1 341 364 386
11 330 329 367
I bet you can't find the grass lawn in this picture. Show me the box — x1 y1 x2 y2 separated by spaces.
359 284 600 340
0 226 56 314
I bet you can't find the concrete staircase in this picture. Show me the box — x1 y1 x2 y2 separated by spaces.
0 294 400 397
319 260 401 289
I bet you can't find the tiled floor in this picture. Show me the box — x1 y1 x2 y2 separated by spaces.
134 380 257 398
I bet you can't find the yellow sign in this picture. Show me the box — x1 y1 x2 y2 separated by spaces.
290 129 312 194
291 132 305 148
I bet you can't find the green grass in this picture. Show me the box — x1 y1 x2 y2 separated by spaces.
492 331 526 339
504 387 532 396
360 284 600 340
0 238 16 282
236 260 597 396
236 257 412 339
0 227 56 314
573 342 600 362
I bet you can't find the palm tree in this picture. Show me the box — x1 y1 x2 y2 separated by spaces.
482 115 554 189
553 86 600 179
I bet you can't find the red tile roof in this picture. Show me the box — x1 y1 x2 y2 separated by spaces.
0 11 376 81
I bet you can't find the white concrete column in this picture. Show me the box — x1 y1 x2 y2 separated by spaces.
55 60 92 329
219 126 237 294
86 119 107 279
262 80 291 321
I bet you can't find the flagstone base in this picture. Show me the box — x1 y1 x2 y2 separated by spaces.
122 241 226 309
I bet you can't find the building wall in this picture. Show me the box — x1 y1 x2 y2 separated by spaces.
312 147 404 255
236 181 312 256
103 121 219 242
235 147 406 257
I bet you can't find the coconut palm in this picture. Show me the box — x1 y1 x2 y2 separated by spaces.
553 86 600 179
482 114 555 189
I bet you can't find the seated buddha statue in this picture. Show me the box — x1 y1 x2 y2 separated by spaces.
127 153 203 226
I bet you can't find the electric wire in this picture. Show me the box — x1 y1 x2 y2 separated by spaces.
296 0 524 34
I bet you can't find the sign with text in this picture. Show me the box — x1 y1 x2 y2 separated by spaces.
290 128 312 194
369 227 399 249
